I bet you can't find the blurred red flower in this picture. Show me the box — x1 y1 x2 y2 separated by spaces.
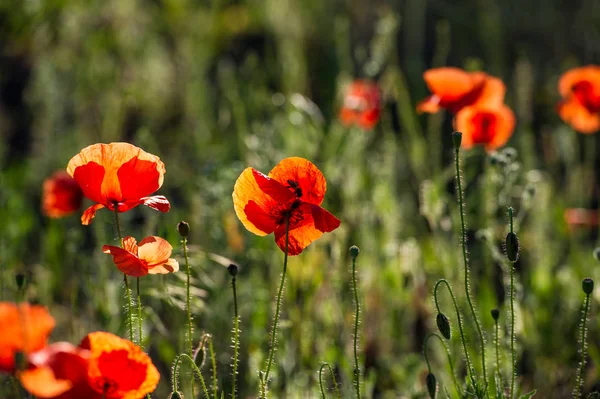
455 104 516 151
232 157 340 255
103 236 179 277
0 302 55 373
66 143 170 225
42 171 83 218
339 80 381 130
417 67 505 114
564 208 598 229
557 65 600 134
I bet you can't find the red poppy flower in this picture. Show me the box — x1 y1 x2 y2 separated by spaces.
232 157 340 255
455 104 516 151
0 302 55 373
557 65 600 134
102 236 179 277
417 67 506 114
564 208 598 229
66 143 170 225
339 80 382 130
19 332 160 399
42 171 84 218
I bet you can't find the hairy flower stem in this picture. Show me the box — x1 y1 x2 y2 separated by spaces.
231 272 240 399
113 205 134 343
209 336 218 398
493 316 503 392
172 353 210 398
260 215 290 398
434 279 475 384
181 235 195 398
351 253 361 398
508 209 516 399
454 146 487 388
423 333 461 398
319 362 341 399
574 292 591 398
137 278 143 344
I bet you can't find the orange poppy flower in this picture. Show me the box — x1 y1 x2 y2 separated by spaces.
232 157 340 255
417 67 506 114
81 331 160 399
66 142 170 225
557 65 600 134
42 171 84 218
339 80 382 130
0 302 55 373
564 208 598 229
102 236 179 277
455 104 516 151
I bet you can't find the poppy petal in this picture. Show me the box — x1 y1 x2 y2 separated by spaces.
233 167 279 236
252 169 296 203
148 259 180 274
71 162 105 205
102 245 148 277
118 156 165 200
42 171 83 218
19 366 73 397
137 236 173 267
557 98 600 134
339 108 358 126
416 95 442 113
122 236 138 254
558 65 600 98
455 104 515 151
268 157 327 206
475 75 506 107
422 68 485 105
81 204 105 225
141 196 170 213
310 205 341 233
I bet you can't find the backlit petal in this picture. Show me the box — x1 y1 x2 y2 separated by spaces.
117 156 164 200
233 167 279 236
137 236 173 267
558 65 600 98
71 162 105 205
252 169 296 203
20 367 73 397
81 204 105 225
309 205 341 233
268 157 327 206
102 245 148 277
422 68 485 105
141 195 170 212
456 104 516 151
42 171 83 218
122 236 138 255
148 259 179 274
558 98 600 134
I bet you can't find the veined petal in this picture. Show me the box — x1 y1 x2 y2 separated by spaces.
71 162 105 205
117 156 164 201
141 196 170 213
81 204 105 225
137 237 173 267
309 205 341 233
268 157 327 206
233 167 279 236
102 245 147 277
148 259 179 274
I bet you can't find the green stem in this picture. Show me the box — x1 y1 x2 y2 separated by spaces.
493 316 503 393
351 254 361 399
318 362 341 399
172 353 210 398
260 215 290 398
182 236 195 398
434 279 475 384
209 336 218 399
113 205 134 343
508 208 516 399
423 333 461 398
454 146 487 388
231 274 240 399
137 278 143 344
574 293 591 399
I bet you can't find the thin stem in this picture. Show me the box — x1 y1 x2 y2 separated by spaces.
574 293 591 399
319 362 341 399
423 333 461 398
172 353 210 398
493 317 503 393
137 278 143 344
454 146 487 387
209 337 218 399
434 279 475 384
231 274 240 399
113 206 134 343
351 254 361 399
508 208 516 399
10 376 20 398
260 215 290 398
182 236 195 398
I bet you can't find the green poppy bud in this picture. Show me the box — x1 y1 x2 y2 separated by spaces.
491 309 500 321
426 373 437 399
349 245 360 259
169 391 184 399
451 131 462 149
582 278 594 295
436 313 451 340
228 264 239 277
505 232 519 262
177 221 190 238
15 273 26 290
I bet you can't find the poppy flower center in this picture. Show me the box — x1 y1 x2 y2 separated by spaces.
471 112 497 144
572 81 600 113
94 376 119 396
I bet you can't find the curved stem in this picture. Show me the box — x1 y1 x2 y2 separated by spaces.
434 279 474 384
319 362 341 399
113 205 134 343
231 274 240 399
260 215 290 398
351 254 361 398
508 208 516 399
454 147 487 387
172 353 210 398
182 236 195 398
574 293 591 399
209 337 218 399
423 333 461 398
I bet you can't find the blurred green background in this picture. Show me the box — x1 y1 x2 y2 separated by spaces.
2 0 600 397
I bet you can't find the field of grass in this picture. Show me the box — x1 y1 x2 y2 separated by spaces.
2 1 600 398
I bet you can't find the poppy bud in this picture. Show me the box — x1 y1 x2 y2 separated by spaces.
228 264 238 277
491 308 500 321
15 273 26 290
436 313 451 340
169 391 184 399
451 131 462 149
177 221 190 238
426 373 437 399
349 245 360 259
593 248 600 263
505 232 519 262
582 278 594 295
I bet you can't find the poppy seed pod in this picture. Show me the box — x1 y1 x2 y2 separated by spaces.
228 264 239 277
582 278 594 295
426 373 437 399
505 232 519 262
593 248 600 262
436 313 451 340
169 392 184 399
178 221 190 238
349 245 360 259
15 273 26 290
491 308 500 321
452 131 462 149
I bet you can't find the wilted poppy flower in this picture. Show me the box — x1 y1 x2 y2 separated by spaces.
66 142 170 225
0 302 55 373
557 65 600 134
455 104 516 151
102 236 179 277
417 67 506 114
339 80 382 130
42 171 84 218
232 157 340 255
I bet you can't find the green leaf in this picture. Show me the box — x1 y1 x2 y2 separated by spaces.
518 390 537 399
